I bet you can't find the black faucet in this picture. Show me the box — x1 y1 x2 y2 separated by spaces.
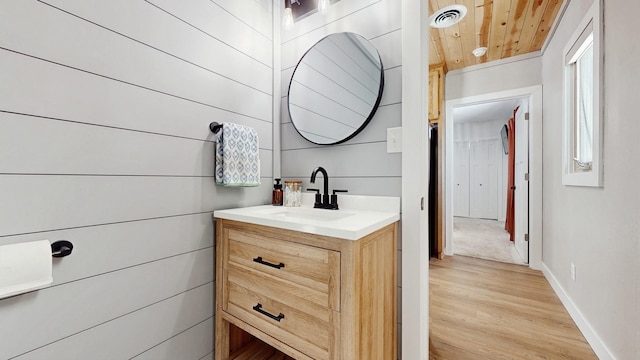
310 166 330 208
310 167 348 209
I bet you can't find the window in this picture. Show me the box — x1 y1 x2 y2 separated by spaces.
562 1 603 187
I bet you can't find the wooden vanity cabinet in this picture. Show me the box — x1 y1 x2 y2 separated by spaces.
215 219 397 360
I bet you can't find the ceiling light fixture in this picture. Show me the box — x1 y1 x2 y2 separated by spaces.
472 47 488 57
430 5 467 28
318 0 330 15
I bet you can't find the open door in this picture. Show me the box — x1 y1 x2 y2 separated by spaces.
514 103 529 263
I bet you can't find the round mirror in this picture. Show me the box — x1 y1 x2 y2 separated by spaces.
287 32 384 145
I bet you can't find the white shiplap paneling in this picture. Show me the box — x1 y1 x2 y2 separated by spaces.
0 1 271 121
0 112 272 176
131 317 214 360
14 285 214 360
0 175 271 237
0 249 213 359
147 0 273 66
281 142 400 178
41 0 272 93
210 0 273 40
0 213 214 286
0 50 273 143
0 0 273 358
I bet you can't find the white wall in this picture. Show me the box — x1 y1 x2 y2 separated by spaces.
541 0 640 358
278 0 403 357
0 1 273 359
446 54 542 100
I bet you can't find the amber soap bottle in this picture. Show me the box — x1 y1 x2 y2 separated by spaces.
272 178 283 206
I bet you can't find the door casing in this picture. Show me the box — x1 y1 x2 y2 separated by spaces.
444 86 543 270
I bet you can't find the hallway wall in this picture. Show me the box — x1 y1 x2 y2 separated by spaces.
541 0 640 358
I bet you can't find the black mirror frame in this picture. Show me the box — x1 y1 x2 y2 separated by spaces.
286 32 385 145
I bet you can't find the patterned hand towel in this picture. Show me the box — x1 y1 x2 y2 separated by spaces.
215 123 261 187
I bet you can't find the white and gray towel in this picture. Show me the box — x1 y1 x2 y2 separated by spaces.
215 123 261 187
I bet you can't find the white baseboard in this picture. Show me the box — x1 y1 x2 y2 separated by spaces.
541 262 616 360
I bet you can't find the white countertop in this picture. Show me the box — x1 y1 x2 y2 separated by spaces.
213 194 400 240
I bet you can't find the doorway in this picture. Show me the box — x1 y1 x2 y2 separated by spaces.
450 98 525 264
444 86 543 270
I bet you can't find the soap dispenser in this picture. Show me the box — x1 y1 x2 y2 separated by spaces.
272 178 283 206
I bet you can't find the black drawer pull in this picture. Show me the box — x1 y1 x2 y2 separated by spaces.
252 303 285 322
253 256 285 269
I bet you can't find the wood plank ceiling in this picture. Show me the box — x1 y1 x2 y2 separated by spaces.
429 0 564 70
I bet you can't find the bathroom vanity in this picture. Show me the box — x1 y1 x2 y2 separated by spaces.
214 197 399 359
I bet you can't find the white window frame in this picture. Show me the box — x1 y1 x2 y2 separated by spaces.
562 1 603 187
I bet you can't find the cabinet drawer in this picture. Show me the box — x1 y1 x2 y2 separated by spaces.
225 228 340 311
225 266 335 360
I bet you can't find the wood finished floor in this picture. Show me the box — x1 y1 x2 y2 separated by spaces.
429 256 597 360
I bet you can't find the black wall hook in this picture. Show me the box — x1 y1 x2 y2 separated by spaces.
51 240 73 258
209 122 223 134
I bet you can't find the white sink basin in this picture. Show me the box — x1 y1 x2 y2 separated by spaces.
214 195 399 240
250 207 355 222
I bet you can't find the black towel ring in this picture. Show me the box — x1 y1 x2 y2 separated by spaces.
209 122 222 134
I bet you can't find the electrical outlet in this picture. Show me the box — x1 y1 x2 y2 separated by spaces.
570 263 576 281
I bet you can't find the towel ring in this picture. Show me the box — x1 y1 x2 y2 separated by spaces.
209 122 222 134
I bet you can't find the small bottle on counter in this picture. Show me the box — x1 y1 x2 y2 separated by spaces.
272 178 283 206
284 180 302 207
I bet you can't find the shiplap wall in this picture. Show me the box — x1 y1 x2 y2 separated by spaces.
0 1 272 359
279 0 402 357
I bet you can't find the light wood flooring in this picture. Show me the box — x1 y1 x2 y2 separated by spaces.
429 256 597 360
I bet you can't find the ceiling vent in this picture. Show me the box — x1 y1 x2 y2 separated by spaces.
430 5 467 28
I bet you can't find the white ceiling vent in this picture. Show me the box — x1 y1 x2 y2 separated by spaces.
430 5 467 28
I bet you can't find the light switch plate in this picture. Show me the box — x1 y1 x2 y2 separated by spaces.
387 127 402 153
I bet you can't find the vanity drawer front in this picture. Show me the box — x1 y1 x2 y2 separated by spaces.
225 228 340 311
225 267 335 360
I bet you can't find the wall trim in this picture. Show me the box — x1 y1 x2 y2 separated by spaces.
541 262 616 360
446 51 541 76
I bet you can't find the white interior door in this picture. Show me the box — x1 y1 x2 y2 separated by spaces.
453 141 470 217
470 140 498 219
514 103 530 263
